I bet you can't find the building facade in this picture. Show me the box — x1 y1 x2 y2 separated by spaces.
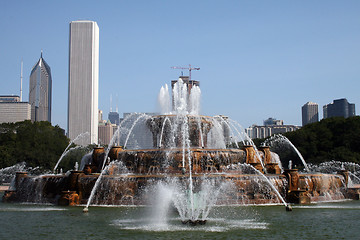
98 121 117 145
302 102 319 126
0 96 31 123
323 98 356 119
246 118 300 139
246 124 300 139
171 76 200 95
108 111 120 125
68 20 99 145
263 117 283 126
29 52 52 122
0 96 20 102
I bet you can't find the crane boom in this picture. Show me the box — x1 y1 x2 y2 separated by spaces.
171 64 200 81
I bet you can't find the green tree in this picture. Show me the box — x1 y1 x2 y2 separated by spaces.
250 116 360 166
0 121 70 170
284 116 360 164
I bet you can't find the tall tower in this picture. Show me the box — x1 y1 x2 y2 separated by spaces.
68 20 99 145
29 52 52 122
302 102 319 126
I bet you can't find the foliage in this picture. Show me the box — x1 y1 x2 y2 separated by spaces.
0 121 69 170
266 117 360 165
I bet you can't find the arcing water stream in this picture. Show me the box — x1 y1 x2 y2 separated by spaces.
53 132 90 173
264 134 310 172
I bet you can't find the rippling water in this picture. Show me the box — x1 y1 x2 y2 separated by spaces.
1 197 359 239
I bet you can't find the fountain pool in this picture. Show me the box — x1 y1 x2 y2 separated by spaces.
1 198 360 239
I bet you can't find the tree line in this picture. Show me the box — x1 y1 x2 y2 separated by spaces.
0 121 69 170
254 116 360 167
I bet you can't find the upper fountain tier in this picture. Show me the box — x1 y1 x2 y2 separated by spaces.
152 77 230 149
118 77 245 150
158 77 201 115
147 114 229 149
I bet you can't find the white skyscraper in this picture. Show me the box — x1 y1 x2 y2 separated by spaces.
68 20 99 145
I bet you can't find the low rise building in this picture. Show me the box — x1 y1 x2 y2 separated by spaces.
246 118 300 139
0 95 31 124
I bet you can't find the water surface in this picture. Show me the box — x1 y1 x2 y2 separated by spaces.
1 198 359 239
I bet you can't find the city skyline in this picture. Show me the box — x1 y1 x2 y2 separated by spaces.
1 1 359 131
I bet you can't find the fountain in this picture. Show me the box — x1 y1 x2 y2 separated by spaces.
3 76 360 224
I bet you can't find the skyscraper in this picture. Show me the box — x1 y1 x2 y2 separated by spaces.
323 98 356 119
68 20 99 145
108 111 120 125
302 102 319 126
29 52 52 122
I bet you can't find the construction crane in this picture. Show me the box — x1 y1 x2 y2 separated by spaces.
171 64 200 81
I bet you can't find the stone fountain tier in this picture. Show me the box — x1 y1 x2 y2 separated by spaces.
297 173 348 202
116 148 246 174
147 114 220 148
112 145 282 175
83 146 283 174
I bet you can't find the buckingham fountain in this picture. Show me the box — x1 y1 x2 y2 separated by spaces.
3 76 360 224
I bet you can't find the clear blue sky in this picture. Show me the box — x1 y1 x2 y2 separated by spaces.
1 1 359 131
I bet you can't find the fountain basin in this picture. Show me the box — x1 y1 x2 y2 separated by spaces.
4 171 288 205
4 155 357 206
